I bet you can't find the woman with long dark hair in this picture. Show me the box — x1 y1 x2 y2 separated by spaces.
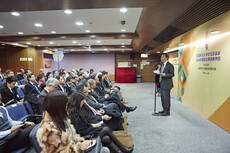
68 92 134 153
37 91 92 153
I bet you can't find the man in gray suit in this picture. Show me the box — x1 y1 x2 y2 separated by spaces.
159 53 174 116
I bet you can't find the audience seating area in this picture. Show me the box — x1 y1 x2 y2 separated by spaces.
0 68 134 153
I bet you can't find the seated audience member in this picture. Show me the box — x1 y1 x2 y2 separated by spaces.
38 78 59 114
56 76 65 92
94 76 137 113
24 69 32 84
87 79 119 111
59 71 66 80
102 72 123 101
89 69 95 79
68 92 134 153
52 70 59 78
1 70 14 85
15 69 24 81
45 72 53 81
0 76 23 105
0 93 35 153
78 68 84 75
78 73 84 81
63 77 73 97
37 91 92 153
103 71 120 91
71 76 78 93
24 74 40 96
39 68 44 75
36 74 45 86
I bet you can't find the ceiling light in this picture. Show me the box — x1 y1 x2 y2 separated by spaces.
37 45 41 47
18 32 24 35
51 31 56 34
91 35 96 38
49 42 54 44
96 40 101 43
78 44 82 46
120 8 128 13
104 48 108 51
85 30 90 33
64 9 72 14
121 43 125 45
26 42 31 45
72 41 77 44
121 29 126 32
75 21 84 26
71 49 75 51
11 12 20 16
0 25 3 29
121 46 125 47
157 51 161 53
34 23 43 27
210 30 220 34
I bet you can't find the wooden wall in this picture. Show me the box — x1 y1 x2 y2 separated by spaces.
0 46 44 76
115 53 160 82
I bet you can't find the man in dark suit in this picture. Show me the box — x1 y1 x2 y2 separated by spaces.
0 76 22 105
159 53 174 116
56 76 66 92
63 77 73 97
24 74 40 96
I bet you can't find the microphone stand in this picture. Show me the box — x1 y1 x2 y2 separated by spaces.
152 74 160 116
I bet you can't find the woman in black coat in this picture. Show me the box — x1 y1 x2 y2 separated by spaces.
68 92 134 153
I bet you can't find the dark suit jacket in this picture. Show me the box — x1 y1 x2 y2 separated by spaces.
63 84 72 97
38 89 48 113
24 82 40 96
0 85 20 104
56 85 65 92
160 61 174 89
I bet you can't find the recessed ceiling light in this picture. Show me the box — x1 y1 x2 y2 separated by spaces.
51 31 56 34
61 36 66 39
75 21 84 26
0 25 3 29
64 9 72 14
85 30 90 33
34 23 43 27
210 30 220 34
18 32 24 35
121 46 125 47
49 42 54 44
71 49 74 51
120 8 128 13
104 48 108 51
37 45 41 47
26 42 31 45
11 12 20 16
121 43 125 45
91 35 96 38
157 51 161 53
72 41 77 44
96 40 101 43
78 44 82 46
121 29 126 32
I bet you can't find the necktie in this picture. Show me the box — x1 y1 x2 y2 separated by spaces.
84 100 101 115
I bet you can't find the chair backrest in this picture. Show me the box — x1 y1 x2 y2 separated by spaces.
17 88 25 98
19 79 25 85
29 123 41 153
6 103 29 120
24 101 34 115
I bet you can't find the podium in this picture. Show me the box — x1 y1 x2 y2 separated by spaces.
116 67 136 83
